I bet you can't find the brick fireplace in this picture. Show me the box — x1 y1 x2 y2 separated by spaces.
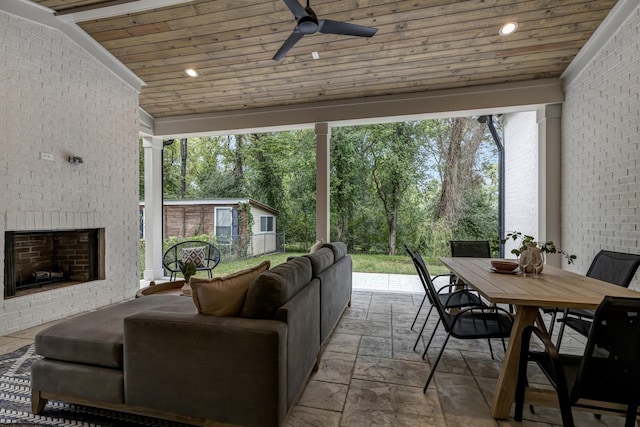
0 10 141 335
4 229 105 299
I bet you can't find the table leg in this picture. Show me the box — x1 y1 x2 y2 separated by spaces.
491 305 539 419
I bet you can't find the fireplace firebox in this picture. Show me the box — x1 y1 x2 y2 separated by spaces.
4 229 105 298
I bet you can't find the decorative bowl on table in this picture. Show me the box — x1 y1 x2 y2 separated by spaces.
490 260 519 273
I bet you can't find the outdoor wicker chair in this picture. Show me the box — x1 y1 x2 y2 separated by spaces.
162 240 221 281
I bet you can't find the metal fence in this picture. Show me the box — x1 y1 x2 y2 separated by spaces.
217 232 286 261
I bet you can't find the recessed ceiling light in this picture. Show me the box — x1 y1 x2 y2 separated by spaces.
311 51 320 60
499 22 518 36
185 68 199 77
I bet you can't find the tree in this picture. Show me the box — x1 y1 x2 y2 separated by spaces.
189 135 247 198
179 138 188 198
141 117 498 257
232 135 247 195
365 122 421 256
245 133 285 212
330 126 366 246
162 139 183 199
280 130 316 248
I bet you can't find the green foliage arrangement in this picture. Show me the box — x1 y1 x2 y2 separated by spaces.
177 261 197 282
501 231 576 264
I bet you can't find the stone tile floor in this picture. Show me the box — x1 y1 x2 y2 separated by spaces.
0 273 632 426
283 274 631 427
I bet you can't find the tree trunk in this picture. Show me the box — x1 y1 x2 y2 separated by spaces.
387 208 397 256
437 119 463 224
337 220 345 241
180 138 188 198
232 135 245 195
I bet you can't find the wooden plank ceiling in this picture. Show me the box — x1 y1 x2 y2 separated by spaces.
31 0 617 119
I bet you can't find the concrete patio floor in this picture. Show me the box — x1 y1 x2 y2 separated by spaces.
352 272 424 293
0 273 631 426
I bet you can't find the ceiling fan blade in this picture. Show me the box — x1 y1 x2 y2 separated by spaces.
273 30 305 61
282 0 308 19
318 20 377 37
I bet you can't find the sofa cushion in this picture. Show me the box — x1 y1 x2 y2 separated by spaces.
322 242 348 260
191 261 270 316
34 295 195 368
31 358 125 404
241 257 312 319
305 247 334 276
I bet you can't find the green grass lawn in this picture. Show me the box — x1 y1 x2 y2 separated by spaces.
192 251 449 279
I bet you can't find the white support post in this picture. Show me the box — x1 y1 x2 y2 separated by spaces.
315 123 331 243
142 137 165 280
537 104 562 267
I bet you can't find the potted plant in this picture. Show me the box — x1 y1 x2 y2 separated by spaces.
177 261 197 296
501 231 576 275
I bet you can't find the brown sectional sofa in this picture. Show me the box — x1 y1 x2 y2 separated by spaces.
31 242 352 427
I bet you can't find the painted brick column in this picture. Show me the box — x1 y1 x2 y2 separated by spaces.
315 123 331 243
537 104 562 267
142 137 165 280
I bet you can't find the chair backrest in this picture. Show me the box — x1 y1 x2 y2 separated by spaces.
586 250 640 288
573 296 640 407
450 240 491 258
162 240 221 271
404 244 415 259
406 244 432 296
411 251 451 328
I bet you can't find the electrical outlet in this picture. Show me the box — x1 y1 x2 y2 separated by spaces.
40 152 54 161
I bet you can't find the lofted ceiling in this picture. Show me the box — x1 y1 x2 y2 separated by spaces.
29 0 618 120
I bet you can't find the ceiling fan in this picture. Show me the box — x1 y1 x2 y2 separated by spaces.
273 0 378 61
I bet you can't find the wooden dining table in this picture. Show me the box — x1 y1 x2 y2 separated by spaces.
438 256 640 419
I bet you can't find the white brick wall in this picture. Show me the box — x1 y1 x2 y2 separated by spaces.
0 11 140 334
562 5 640 288
503 111 538 258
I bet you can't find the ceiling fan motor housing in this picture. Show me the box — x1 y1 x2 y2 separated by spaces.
297 11 318 34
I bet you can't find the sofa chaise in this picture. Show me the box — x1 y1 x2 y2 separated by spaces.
31 242 352 427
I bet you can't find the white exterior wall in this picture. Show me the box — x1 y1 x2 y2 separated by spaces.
562 4 640 288
251 206 277 256
0 11 140 334
502 111 539 259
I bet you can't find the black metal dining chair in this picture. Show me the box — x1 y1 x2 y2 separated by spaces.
548 250 640 349
410 251 513 392
450 240 491 258
405 246 485 352
449 240 491 284
406 245 480 332
406 245 448 331
515 296 640 427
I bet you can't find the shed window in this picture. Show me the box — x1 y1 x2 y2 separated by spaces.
260 216 274 233
216 208 232 241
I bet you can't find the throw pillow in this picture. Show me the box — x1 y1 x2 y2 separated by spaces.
191 261 270 316
309 239 324 254
181 246 206 268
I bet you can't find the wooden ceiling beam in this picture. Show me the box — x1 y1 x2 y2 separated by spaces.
55 0 196 23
